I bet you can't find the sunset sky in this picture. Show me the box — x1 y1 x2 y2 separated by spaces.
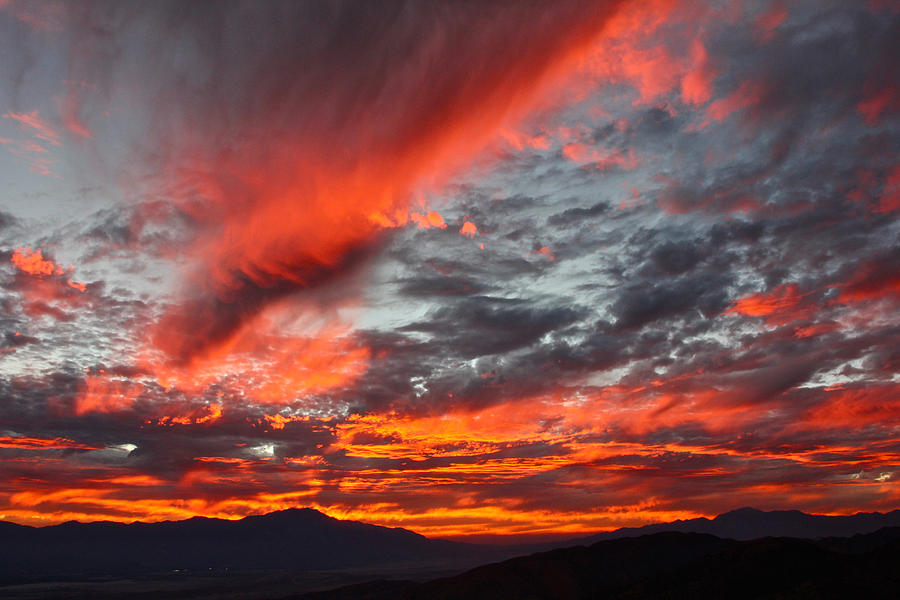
1 0 898 541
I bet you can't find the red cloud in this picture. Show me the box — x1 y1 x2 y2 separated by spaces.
706 80 766 122
680 38 716 105
62 1 629 373
838 257 900 304
2 111 61 146
724 284 818 326
9 247 89 320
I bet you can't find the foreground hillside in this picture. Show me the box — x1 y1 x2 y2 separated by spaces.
297 528 900 600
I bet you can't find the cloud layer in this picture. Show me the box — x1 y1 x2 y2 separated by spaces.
0 0 898 539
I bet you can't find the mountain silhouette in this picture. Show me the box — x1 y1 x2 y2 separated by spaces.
0 508 489 584
297 527 900 599
4 506 900 597
557 506 900 547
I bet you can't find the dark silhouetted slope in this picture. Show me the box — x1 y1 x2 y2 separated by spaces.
297 527 900 599
563 506 900 547
5 507 900 594
0 508 488 584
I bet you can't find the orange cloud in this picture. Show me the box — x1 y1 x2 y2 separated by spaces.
724 284 816 325
262 413 309 431
145 309 371 411
11 247 64 276
154 403 223 427
5 380 899 537
0 435 100 451
411 211 447 230
9 247 91 321
75 375 144 415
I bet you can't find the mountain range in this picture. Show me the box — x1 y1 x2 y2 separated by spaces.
0 508 488 585
563 505 900 545
3 506 900 598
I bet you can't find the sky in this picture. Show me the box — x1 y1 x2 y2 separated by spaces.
0 0 898 541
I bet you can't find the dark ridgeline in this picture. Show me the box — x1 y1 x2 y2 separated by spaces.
3 507 900 598
0 508 490 584
557 506 900 546
297 528 900 599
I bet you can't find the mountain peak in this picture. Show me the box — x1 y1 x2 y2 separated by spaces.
0 505 479 579
715 507 765 518
248 507 333 522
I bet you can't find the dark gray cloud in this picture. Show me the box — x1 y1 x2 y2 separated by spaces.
547 201 610 228
611 271 732 330
402 298 584 358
